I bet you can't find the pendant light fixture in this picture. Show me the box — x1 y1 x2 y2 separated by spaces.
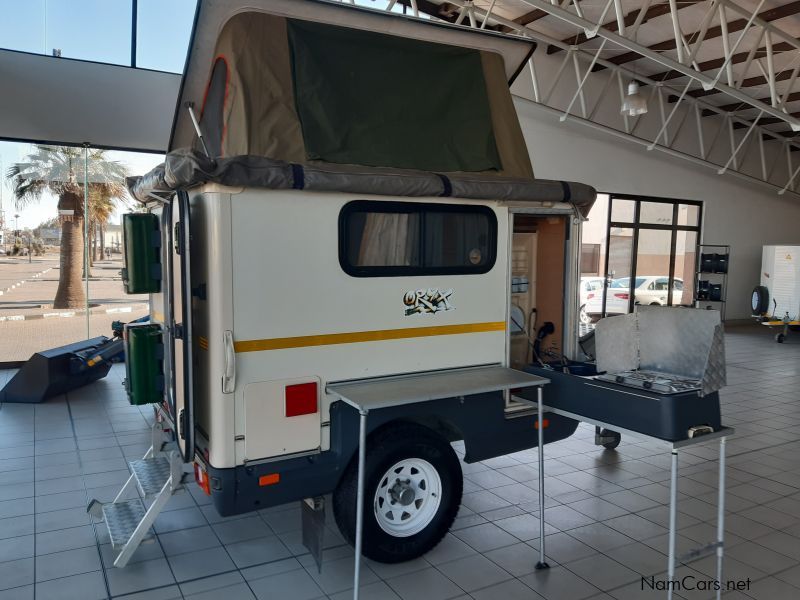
621 80 648 117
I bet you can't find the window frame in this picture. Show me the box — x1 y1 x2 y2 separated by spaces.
338 200 498 278
605 194 702 312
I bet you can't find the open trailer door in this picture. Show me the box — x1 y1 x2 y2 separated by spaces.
172 190 195 464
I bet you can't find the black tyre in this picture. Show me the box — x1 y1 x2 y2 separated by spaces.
333 423 462 563
752 286 769 314
776 333 785 343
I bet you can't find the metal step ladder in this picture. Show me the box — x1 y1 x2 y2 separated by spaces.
87 421 192 568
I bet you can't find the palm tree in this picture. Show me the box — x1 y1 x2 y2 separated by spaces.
6 145 128 309
88 186 120 264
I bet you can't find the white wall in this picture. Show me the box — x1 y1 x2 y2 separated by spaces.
513 96 800 320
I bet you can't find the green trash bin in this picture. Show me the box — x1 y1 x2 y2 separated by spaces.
122 213 161 294
125 323 164 405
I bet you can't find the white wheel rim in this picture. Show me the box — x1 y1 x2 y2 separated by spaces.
373 458 442 537
579 305 590 324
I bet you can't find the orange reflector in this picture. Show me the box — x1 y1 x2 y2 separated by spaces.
534 419 550 429
259 473 280 486
194 462 211 496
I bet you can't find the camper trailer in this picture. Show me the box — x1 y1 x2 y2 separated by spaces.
758 245 800 320
102 0 597 567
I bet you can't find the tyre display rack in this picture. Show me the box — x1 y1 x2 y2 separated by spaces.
694 244 730 321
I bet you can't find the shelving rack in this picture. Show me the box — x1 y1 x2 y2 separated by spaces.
695 244 730 321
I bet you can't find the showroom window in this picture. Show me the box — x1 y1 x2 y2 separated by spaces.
0 141 159 365
577 193 702 335
601 194 702 316
0 0 196 73
340 201 496 276
580 243 601 275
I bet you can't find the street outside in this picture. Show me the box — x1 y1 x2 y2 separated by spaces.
0 251 148 362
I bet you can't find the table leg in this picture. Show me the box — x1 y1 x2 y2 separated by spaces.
536 386 549 570
715 437 726 600
353 410 367 600
667 449 678 600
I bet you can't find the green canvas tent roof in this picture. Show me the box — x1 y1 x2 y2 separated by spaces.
133 0 596 212
170 0 538 179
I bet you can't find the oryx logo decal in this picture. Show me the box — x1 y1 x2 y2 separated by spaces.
403 289 455 316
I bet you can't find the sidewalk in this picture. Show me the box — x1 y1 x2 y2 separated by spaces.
0 255 56 296
0 254 148 362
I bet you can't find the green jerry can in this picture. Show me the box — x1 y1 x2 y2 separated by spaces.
122 213 161 294
125 323 164 405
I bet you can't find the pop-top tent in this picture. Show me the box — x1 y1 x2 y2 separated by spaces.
128 0 596 214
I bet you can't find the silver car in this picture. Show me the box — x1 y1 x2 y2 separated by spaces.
584 276 684 320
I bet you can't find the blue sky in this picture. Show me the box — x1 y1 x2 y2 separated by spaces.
0 0 196 229
0 0 196 71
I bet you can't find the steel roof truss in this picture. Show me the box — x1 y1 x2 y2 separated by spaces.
509 0 800 129
369 0 800 195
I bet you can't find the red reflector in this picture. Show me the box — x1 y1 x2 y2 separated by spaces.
285 382 318 417
587 293 594 300
614 293 629 300
194 462 211 496
259 473 280 486
534 419 550 429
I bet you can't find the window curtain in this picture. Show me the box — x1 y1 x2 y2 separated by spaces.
358 213 419 266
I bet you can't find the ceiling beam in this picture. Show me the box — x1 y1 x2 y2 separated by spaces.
609 0 800 66
650 40 797 82
720 90 800 110
732 112 800 129
397 0 508 30
680 90 800 115
499 0 576 32
512 0 800 129
514 7 551 26
685 67 797 100
548 0 702 54
397 0 459 21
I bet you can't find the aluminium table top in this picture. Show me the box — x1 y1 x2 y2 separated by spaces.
327 365 549 413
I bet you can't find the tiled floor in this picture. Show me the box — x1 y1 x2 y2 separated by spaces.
1 323 799 600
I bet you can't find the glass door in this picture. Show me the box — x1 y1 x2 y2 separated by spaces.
599 195 702 319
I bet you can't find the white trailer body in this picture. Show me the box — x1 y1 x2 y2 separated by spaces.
150 187 584 472
761 245 800 319
117 0 597 564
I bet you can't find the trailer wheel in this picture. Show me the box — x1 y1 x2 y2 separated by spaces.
333 423 462 563
752 286 769 314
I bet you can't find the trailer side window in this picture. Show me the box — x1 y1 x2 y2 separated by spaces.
340 201 496 276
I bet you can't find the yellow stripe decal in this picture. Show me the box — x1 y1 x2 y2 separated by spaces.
198 336 209 350
234 321 506 353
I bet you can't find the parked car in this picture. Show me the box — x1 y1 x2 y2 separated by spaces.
636 276 684 306
584 276 684 320
579 276 605 324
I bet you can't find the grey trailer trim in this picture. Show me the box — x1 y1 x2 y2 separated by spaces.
126 150 597 216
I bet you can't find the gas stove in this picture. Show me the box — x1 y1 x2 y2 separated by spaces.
596 369 702 395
